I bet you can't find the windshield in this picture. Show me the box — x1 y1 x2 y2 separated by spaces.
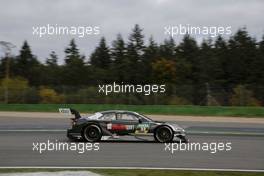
137 113 153 122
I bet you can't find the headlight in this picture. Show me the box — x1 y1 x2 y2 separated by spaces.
175 127 184 132
177 127 185 132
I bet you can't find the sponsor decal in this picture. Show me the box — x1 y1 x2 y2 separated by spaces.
107 123 134 131
107 123 112 130
112 124 126 130
135 124 149 134
59 108 71 115
126 125 134 130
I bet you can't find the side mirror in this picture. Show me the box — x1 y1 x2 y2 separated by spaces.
138 119 142 123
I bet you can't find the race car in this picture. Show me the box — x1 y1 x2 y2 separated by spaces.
60 108 188 143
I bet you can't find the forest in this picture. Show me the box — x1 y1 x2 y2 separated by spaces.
0 24 264 106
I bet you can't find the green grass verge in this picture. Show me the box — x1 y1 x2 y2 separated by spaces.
94 169 264 176
0 104 264 117
0 169 263 176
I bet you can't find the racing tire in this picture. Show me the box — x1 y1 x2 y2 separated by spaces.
82 124 102 142
154 126 174 143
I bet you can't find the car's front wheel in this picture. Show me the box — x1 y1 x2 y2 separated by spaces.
83 124 102 142
154 126 174 143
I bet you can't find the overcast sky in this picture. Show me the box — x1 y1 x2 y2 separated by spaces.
0 0 264 63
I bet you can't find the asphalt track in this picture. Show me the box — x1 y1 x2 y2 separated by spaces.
0 116 263 170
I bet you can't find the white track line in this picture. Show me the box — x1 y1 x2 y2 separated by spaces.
0 167 263 172
188 131 264 136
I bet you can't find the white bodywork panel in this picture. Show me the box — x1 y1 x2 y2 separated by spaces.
84 112 103 120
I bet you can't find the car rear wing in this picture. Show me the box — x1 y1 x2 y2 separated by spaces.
59 108 81 119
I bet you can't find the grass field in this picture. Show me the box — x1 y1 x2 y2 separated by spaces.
93 169 264 176
0 169 263 176
0 104 264 117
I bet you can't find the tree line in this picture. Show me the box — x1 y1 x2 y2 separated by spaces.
1 24 264 105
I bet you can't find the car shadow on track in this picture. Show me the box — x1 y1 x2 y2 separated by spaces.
66 138 183 144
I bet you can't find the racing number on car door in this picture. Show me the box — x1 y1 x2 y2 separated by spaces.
135 123 150 134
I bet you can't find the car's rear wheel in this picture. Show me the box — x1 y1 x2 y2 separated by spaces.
154 126 174 143
83 124 102 142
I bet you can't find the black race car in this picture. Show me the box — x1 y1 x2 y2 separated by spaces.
60 108 187 143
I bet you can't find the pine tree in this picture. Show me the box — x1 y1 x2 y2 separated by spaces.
212 36 230 105
63 39 86 85
125 24 145 83
248 35 264 104
175 34 200 104
144 36 159 63
46 51 58 66
175 34 199 84
199 39 214 83
127 24 145 60
112 34 126 64
214 36 228 84
15 41 40 85
111 34 126 82
257 36 264 85
227 28 257 85
159 37 176 60
142 36 159 82
64 39 84 66
43 51 61 85
90 37 111 69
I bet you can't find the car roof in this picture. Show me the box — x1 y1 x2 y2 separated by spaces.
99 110 138 114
